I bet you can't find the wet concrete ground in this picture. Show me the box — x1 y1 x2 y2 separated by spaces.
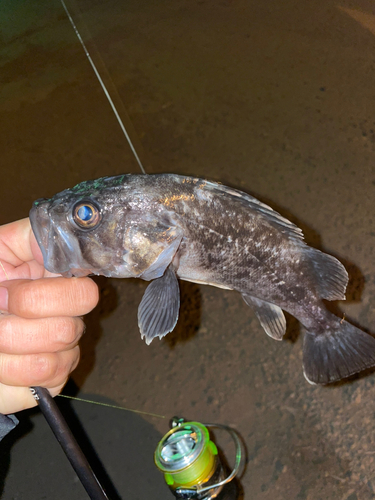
1 0 375 498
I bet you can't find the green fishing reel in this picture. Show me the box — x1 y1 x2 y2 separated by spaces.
154 417 242 499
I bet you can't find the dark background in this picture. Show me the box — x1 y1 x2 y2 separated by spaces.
1 1 375 498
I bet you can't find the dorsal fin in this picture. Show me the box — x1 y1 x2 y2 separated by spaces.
201 180 304 242
304 247 348 300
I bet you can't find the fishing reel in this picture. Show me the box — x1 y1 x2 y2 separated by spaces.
154 417 242 499
31 387 242 500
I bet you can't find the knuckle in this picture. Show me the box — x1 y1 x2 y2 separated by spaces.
57 317 84 347
0 316 14 350
10 280 51 318
75 317 86 338
12 281 35 315
70 346 81 372
0 349 79 388
31 353 59 383
49 347 80 387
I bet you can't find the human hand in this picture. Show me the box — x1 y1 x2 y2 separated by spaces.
0 218 99 414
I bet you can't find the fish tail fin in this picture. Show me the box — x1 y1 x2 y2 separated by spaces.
303 315 375 384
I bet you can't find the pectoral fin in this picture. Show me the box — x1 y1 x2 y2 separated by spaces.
138 265 180 345
242 294 286 340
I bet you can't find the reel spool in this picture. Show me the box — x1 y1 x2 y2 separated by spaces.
154 417 242 499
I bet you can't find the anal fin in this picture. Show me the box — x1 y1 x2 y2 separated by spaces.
242 294 286 340
138 265 180 345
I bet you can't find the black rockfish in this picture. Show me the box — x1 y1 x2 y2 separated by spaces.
29 173 375 384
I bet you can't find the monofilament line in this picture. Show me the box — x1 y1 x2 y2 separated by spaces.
57 394 165 419
60 0 146 174
0 261 9 280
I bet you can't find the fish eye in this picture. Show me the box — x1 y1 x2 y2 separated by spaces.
72 201 101 229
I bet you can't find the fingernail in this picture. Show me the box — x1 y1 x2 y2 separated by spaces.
0 286 8 312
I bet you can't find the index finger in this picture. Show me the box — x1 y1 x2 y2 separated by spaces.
0 277 99 318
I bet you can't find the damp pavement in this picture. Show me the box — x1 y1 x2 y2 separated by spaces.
1 1 375 499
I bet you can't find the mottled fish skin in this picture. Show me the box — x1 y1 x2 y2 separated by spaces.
29 174 375 384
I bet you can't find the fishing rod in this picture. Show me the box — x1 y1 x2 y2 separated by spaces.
30 387 109 500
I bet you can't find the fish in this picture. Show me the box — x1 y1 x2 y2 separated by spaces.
29 173 375 384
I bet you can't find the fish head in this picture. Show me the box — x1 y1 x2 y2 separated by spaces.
30 175 183 279
29 176 142 278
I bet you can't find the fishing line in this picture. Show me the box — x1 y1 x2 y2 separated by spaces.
0 260 9 280
57 394 166 419
30 5 153 496
60 0 147 175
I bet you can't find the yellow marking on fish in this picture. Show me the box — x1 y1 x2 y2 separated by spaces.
108 220 117 232
162 193 195 206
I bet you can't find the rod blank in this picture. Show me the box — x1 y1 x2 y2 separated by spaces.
30 386 109 500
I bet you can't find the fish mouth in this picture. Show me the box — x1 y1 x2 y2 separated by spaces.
29 200 92 276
